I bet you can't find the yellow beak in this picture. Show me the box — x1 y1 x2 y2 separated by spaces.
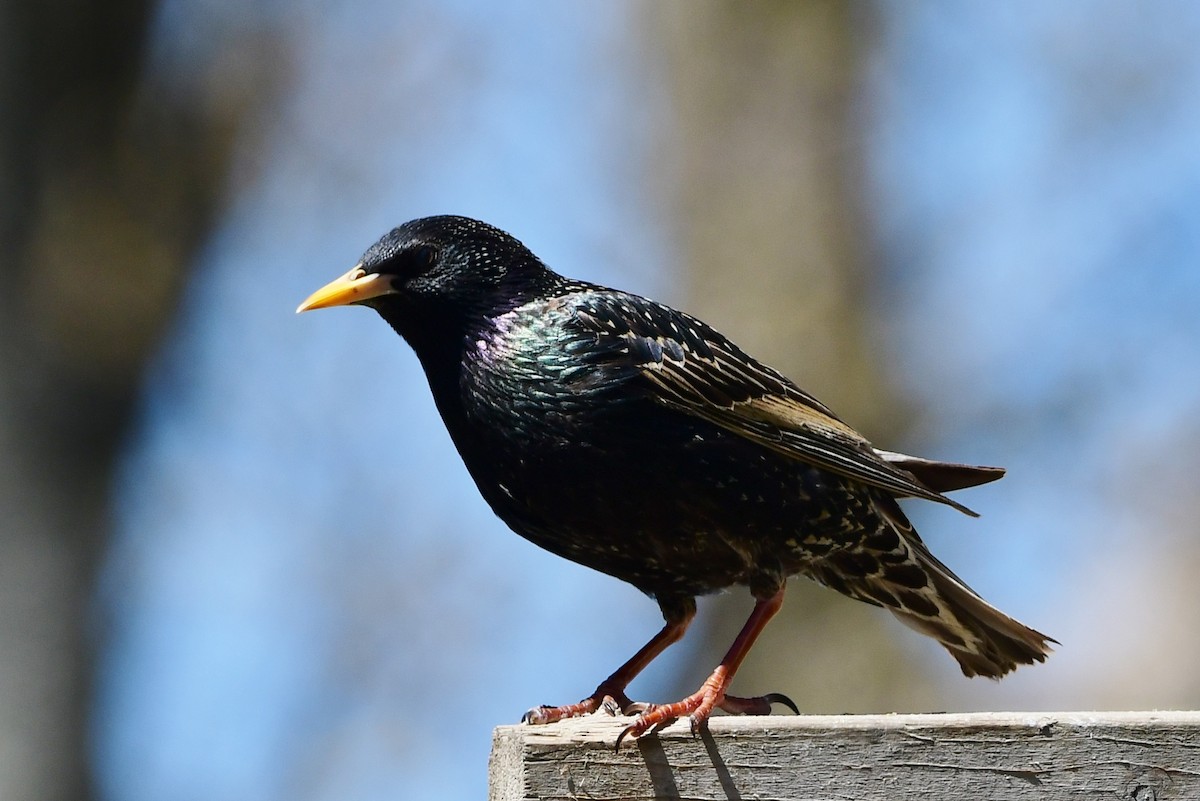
296 266 396 313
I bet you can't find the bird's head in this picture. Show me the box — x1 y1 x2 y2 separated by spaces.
297 215 557 346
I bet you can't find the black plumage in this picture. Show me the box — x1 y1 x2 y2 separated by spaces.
298 215 1054 743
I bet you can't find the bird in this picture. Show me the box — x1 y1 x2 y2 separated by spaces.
297 215 1054 745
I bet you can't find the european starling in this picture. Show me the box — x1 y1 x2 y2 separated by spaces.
298 215 1053 743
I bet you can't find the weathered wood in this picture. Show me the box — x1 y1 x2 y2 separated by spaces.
490 711 1200 801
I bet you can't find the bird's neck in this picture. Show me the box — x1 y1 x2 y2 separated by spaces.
385 270 569 438
386 301 500 429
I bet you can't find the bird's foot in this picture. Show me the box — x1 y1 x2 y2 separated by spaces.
615 675 796 749
522 688 641 725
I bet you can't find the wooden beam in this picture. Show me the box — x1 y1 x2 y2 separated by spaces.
490 710 1200 800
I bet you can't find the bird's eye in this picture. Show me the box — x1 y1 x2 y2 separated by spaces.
413 245 438 270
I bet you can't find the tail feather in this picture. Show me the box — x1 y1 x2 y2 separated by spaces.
810 503 1054 679
891 537 1055 678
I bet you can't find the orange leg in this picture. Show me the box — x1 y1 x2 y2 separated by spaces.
616 587 792 748
523 604 695 725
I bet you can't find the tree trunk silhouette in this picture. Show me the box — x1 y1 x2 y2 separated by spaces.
0 3 253 797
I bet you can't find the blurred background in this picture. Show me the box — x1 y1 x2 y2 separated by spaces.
3 1 1199 799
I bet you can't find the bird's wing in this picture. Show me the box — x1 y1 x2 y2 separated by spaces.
571 292 981 516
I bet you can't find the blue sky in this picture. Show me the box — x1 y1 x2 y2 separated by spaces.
97 3 1200 800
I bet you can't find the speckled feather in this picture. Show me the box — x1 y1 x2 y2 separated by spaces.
331 215 1053 681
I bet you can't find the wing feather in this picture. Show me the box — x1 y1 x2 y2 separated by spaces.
572 293 981 515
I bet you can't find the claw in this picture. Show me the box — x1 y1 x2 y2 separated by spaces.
523 690 646 726
522 705 559 725
764 692 799 715
614 712 670 751
614 684 714 750
522 696 601 725
717 691 799 716
597 695 623 717
615 724 634 752
612 682 798 749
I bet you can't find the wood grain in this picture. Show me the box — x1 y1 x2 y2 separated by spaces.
490 711 1200 800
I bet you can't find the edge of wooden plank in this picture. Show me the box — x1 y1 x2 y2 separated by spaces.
498 708 1200 745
